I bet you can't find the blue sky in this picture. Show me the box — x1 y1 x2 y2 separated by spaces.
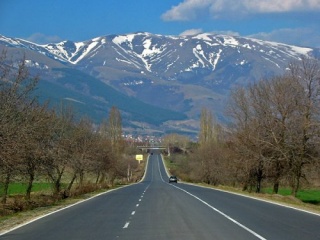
1 0 320 47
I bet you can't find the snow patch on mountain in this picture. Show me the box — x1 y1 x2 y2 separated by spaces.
142 39 163 57
112 34 135 49
193 44 207 68
212 49 222 70
1 32 316 78
73 41 99 64
249 38 312 57
25 59 49 69
192 33 212 42
222 36 239 47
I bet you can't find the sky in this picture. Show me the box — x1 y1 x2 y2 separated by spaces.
0 0 320 48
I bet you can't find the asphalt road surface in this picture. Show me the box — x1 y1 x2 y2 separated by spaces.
1 153 320 240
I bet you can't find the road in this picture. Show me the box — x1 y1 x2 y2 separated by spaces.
1 153 320 239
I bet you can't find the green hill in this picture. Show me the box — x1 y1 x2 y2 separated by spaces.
35 68 187 126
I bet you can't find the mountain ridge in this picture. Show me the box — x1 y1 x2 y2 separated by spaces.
1 32 318 135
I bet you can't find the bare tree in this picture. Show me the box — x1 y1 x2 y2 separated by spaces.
228 85 267 192
107 106 123 151
162 133 190 155
199 108 217 146
67 117 96 188
0 51 39 203
286 57 320 195
20 104 54 200
42 105 75 197
227 58 320 195
193 108 225 185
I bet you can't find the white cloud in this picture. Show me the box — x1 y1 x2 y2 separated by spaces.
162 0 212 21
210 30 240 36
248 28 320 48
180 29 241 37
179 28 203 36
26 33 62 44
162 0 320 21
245 0 320 13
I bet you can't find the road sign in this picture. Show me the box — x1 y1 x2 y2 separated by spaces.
135 154 143 161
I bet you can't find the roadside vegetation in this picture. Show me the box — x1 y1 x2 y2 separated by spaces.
0 50 145 218
1 48 320 228
163 57 320 208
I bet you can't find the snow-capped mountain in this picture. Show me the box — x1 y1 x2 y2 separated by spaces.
0 32 318 134
50 32 312 69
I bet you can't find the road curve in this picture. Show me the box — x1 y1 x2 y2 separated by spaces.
1 153 320 239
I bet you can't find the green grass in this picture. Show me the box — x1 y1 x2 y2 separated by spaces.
262 188 320 204
164 157 178 171
296 190 320 204
0 183 54 196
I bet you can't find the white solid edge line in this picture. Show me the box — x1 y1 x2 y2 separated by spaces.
183 182 320 217
159 156 265 239
162 152 320 217
0 184 135 236
171 184 266 240
139 154 150 182
1 156 151 236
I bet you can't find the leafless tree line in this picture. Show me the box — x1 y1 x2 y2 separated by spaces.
167 57 320 196
0 51 139 205
227 57 320 195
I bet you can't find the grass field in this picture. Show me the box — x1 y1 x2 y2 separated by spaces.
0 183 54 196
261 188 320 204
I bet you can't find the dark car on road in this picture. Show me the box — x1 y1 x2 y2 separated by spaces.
169 176 178 183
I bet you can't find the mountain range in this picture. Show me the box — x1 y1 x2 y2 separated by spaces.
1 32 319 136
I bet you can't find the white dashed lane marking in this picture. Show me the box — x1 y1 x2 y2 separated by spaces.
123 222 130 229
122 184 149 230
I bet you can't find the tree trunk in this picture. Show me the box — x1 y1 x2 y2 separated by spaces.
25 172 35 200
48 166 65 195
256 178 261 193
1 172 11 204
273 161 282 194
79 170 84 186
127 163 131 182
255 160 263 193
273 182 279 194
292 163 302 197
67 173 77 192
95 171 101 184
